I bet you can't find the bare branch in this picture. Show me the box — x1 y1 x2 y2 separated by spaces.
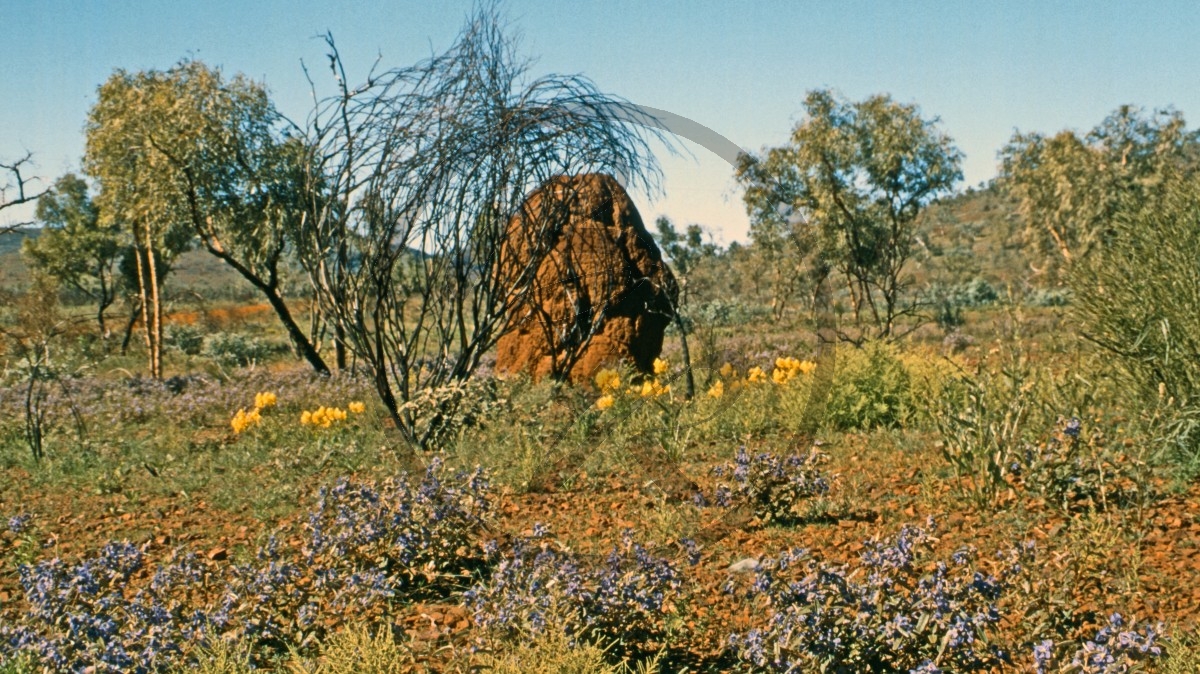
0 153 49 233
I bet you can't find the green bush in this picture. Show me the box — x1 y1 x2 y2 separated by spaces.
201 331 275 367
825 341 912 431
932 359 1042 506
164 324 205 355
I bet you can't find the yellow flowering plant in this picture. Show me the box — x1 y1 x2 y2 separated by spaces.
348 401 366 414
230 391 278 435
594 368 621 393
301 406 349 429
772 357 817 385
230 407 262 434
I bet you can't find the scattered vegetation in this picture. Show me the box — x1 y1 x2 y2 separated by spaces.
3 5 1200 674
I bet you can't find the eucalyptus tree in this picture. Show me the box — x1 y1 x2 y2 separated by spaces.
1000 105 1200 276
22 174 123 338
736 90 962 339
295 7 667 446
85 60 329 376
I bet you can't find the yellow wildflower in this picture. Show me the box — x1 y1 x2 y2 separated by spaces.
348 401 366 414
653 358 669 375
594 368 621 393
771 357 817 385
640 380 656 397
231 407 262 434
707 380 724 399
301 405 348 429
596 394 615 410
746 366 767 383
719 362 736 379
254 392 277 410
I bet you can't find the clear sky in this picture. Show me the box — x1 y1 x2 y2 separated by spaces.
3 1 1199 241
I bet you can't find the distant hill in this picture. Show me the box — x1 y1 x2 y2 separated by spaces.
0 228 259 302
914 182 1041 293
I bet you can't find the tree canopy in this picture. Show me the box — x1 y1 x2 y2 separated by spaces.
84 60 328 375
22 174 122 337
999 105 1200 273
736 89 962 337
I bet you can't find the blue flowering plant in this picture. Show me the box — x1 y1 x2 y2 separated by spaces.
728 522 1033 673
1032 612 1164 673
466 526 683 658
216 459 492 653
698 447 833 525
0 460 493 671
1017 418 1151 514
0 541 214 673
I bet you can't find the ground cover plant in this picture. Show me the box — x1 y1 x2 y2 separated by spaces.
2 322 1198 672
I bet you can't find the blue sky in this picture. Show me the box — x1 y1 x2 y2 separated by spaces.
3 1 1199 241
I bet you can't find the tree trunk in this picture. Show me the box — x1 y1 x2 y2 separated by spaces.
132 238 158 377
121 303 142 354
674 311 696 401
334 322 347 371
199 246 331 376
262 283 330 375
144 226 163 380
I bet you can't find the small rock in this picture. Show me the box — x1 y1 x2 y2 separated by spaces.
727 558 759 574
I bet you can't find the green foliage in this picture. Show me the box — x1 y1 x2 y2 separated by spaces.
1000 105 1200 276
476 630 661 674
22 174 122 337
825 341 913 431
285 624 414 674
164 324 206 356
201 331 276 367
1019 419 1152 514
1070 176 1200 469
737 89 963 336
933 360 1040 506
83 58 329 377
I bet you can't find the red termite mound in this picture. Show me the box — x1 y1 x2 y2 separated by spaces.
494 173 677 384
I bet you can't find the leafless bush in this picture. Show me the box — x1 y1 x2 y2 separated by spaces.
294 7 668 446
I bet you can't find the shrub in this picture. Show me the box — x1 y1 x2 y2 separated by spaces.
0 461 493 671
466 527 682 658
728 523 1032 673
398 377 506 449
1032 613 1163 673
475 629 661 674
825 341 913 431
1017 418 1151 513
0 541 204 672
201 332 274 367
1071 177 1200 462
164 324 205 356
933 361 1043 506
699 447 833 525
